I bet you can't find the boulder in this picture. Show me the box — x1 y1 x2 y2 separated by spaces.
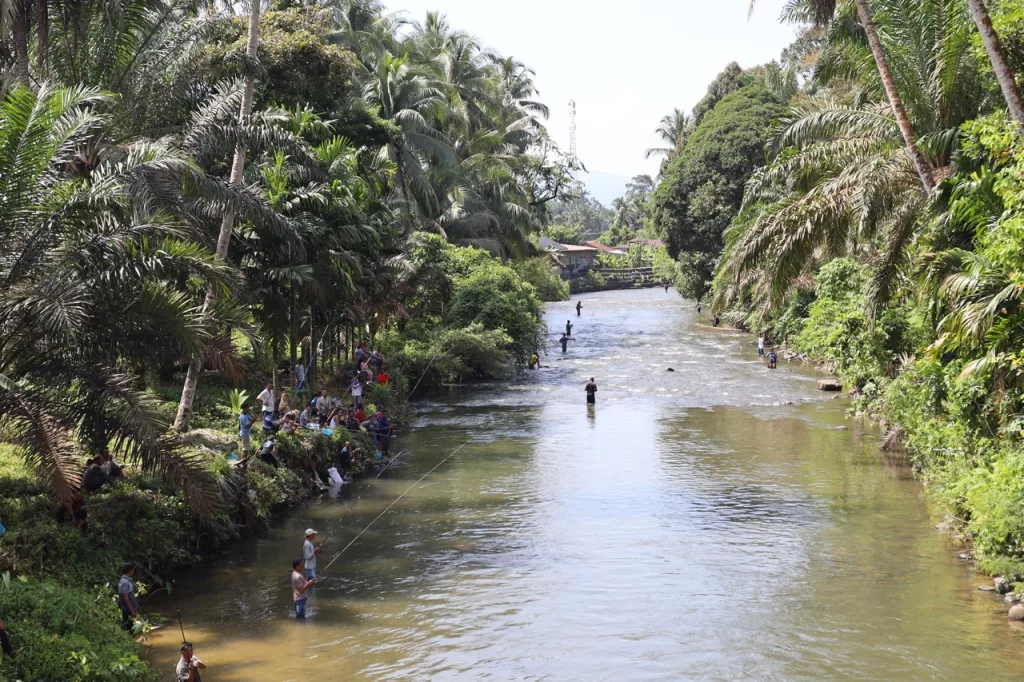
817 379 843 392
979 585 997 592
1006 594 1021 605
1009 604 1024 621
995 577 1013 594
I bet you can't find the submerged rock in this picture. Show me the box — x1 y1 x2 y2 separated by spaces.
979 585 997 592
1009 604 1024 621
1006 594 1021 605
666 367 675 372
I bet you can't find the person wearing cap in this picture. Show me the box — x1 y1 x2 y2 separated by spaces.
291 558 317 619
176 641 206 682
303 529 321 579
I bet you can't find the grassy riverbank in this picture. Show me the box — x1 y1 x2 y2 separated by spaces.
0 382 399 682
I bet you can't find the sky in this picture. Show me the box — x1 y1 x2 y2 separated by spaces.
392 0 799 203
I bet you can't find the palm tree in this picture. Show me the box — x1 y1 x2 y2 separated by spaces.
751 0 934 191
965 0 1024 126
175 0 263 431
0 83 227 509
645 108 691 159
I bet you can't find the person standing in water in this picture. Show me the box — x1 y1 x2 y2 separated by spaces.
559 333 574 353
565 320 573 336
576 301 582 316
768 348 778 369
757 335 765 357
585 378 597 404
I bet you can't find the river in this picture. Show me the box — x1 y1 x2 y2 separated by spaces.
148 288 1024 680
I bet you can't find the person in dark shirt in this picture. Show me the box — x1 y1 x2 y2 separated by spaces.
0 617 12 658
56 494 88 530
576 301 582 316
565 320 573 336
82 458 108 493
585 378 598 404
768 348 778 369
98 450 123 481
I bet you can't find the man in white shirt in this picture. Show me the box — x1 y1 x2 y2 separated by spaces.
294 363 305 388
757 336 765 357
303 528 321 578
315 391 331 421
351 375 363 409
257 383 274 415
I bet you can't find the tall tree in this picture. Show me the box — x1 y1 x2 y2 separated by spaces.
645 108 691 159
751 0 934 191
965 0 1024 126
174 0 262 431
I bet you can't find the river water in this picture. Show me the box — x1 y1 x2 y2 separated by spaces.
149 288 1024 680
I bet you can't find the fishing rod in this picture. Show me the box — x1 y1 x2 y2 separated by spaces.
319 438 472 576
317 449 408 549
171 580 187 643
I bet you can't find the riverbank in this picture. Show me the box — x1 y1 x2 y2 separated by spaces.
0 378 402 682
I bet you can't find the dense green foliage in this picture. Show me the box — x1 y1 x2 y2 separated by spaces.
652 85 784 298
648 0 1024 580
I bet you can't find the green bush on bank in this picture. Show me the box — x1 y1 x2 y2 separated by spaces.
0 575 155 682
512 258 570 302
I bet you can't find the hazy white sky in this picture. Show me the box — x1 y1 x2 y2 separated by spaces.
393 0 798 184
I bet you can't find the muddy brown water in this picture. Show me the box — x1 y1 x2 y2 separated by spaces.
147 288 1024 680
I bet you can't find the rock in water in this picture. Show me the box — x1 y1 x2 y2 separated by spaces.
979 585 997 592
817 379 843 391
995 576 1013 594
1009 604 1024 621
666 368 675 372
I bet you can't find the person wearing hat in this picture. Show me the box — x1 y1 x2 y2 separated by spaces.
303 529 321 579
175 641 206 682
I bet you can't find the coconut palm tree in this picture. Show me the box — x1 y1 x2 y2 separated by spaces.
645 108 691 159
965 0 1024 126
751 0 934 191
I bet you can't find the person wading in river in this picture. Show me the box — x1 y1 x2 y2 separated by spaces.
585 378 597 405
303 529 321 579
292 558 317 619
565 320 573 336
176 641 206 682
576 301 582 316
559 333 574 353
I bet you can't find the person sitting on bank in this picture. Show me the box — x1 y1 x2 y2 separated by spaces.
98 449 123 481
0 616 14 660
56 494 88 530
118 563 139 631
176 641 206 682
291 558 317 619
82 457 109 493
299 405 312 428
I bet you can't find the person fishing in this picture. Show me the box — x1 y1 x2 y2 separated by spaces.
565 320 573 336
664 282 669 292
291 558 318 619
559 333 574 353
768 348 778 369
529 352 541 369
576 301 582 317
585 377 597 405
303 529 321 579
176 641 206 682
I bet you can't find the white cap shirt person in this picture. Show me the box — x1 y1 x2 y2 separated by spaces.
303 529 322 579
257 383 274 415
176 641 206 682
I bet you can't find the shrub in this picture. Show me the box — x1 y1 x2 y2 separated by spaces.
513 258 569 301
0 575 155 682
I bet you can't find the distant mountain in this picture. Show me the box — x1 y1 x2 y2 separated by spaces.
581 170 629 206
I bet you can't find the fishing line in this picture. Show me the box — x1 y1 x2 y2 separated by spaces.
319 438 472 575
317 449 408 549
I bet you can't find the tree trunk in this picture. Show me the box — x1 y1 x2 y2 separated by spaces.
855 0 935 192
12 0 30 84
36 0 48 75
966 0 1024 127
174 0 261 431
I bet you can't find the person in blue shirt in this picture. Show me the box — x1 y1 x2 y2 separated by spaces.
118 563 139 631
376 412 393 456
238 405 253 456
262 409 278 436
